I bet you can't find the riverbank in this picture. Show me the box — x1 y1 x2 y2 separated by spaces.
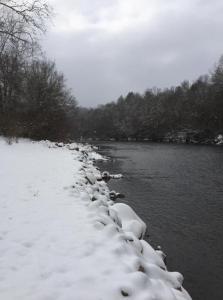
95 141 223 300
80 131 223 145
0 138 191 300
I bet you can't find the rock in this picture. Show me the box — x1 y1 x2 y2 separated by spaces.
112 203 146 239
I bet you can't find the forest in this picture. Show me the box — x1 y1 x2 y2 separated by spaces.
76 57 223 143
1 1 223 143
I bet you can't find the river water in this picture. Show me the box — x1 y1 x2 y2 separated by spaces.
96 142 223 300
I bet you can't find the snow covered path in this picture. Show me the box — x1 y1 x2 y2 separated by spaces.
0 139 191 300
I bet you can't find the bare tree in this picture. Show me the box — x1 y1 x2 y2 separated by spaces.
0 0 51 53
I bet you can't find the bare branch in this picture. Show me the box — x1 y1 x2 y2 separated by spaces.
0 0 52 53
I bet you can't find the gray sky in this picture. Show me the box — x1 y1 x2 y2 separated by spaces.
42 0 223 107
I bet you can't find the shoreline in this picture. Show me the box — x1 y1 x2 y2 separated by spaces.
78 138 223 146
0 138 192 300
84 142 192 299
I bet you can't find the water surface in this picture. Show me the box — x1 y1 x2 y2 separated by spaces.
96 142 223 300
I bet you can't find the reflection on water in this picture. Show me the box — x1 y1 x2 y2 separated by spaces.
96 142 223 300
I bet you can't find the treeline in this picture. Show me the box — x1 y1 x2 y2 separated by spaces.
77 56 223 142
1 2 223 143
0 0 78 141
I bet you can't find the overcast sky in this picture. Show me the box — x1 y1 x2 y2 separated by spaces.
42 0 223 107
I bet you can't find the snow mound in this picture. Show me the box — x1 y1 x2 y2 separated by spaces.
0 137 191 300
112 203 147 239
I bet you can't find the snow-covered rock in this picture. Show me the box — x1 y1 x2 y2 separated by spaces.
112 203 147 239
215 134 223 145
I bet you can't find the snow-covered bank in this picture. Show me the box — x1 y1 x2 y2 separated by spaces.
0 138 191 300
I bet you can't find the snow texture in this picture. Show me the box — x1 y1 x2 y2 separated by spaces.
0 138 192 300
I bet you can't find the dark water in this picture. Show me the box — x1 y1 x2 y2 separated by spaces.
96 142 223 300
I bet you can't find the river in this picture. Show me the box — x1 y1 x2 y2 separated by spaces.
96 142 223 300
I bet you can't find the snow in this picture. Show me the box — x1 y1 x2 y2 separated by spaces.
0 138 191 300
215 134 223 145
112 203 146 239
